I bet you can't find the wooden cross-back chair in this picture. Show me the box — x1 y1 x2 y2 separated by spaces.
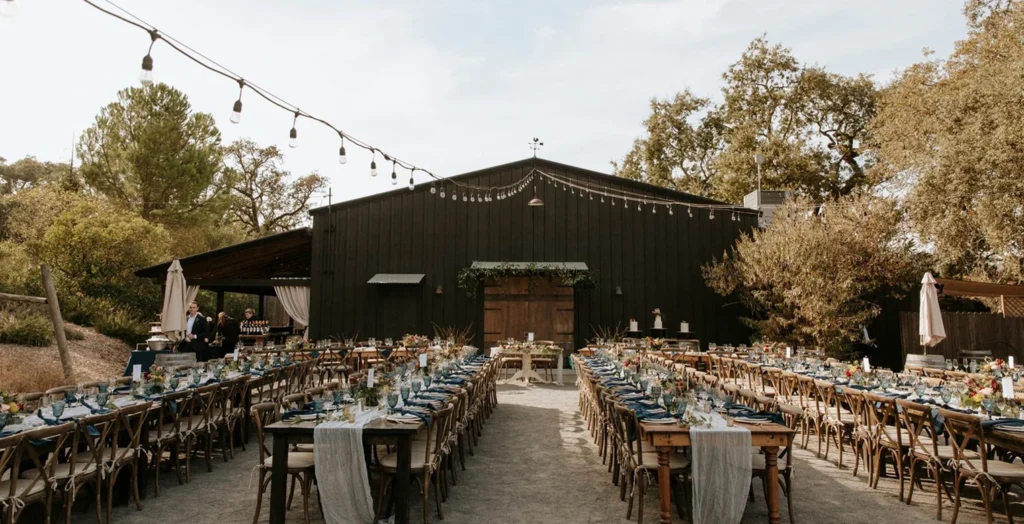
863 392 907 501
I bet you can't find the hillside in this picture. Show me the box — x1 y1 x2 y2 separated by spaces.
0 323 131 393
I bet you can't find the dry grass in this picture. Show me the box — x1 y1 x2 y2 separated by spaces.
0 322 130 393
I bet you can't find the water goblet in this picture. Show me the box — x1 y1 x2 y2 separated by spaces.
662 392 675 409
940 388 953 405
650 385 662 401
51 399 66 420
312 397 325 413
412 380 422 397
96 391 109 408
387 391 400 415
423 375 432 389
333 390 344 405
914 382 926 398
982 397 997 418
192 370 202 387
0 413 8 432
945 359 954 371
970 360 978 373
400 384 411 403
168 376 180 391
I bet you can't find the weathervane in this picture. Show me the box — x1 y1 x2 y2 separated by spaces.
528 137 544 157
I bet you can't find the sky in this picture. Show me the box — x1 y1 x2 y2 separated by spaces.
0 0 969 206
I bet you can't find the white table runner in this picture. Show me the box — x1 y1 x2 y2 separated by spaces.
689 413 752 524
314 408 382 524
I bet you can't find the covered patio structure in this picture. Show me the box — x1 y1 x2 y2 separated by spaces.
134 227 313 333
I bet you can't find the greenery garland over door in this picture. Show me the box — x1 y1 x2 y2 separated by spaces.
456 262 597 298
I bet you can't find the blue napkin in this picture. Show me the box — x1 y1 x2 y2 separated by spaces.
982 418 1024 430
397 409 430 422
0 430 17 438
734 412 786 425
282 409 315 421
36 409 60 426
112 386 132 394
441 377 467 385
404 399 440 410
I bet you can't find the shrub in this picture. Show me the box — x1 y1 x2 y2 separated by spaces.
0 309 53 347
94 309 147 347
59 293 111 327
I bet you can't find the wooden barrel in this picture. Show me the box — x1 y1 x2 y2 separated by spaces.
905 353 946 370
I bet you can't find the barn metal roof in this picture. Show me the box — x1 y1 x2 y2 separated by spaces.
367 273 426 285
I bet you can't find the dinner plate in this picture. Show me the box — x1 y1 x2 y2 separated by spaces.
734 417 769 425
995 424 1024 433
641 418 676 424
387 415 421 424
296 414 320 421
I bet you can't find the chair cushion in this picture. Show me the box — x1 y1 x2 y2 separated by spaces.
959 459 1024 480
20 461 97 480
0 479 45 499
378 449 435 472
262 452 315 470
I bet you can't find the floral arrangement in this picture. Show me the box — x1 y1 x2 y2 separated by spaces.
0 391 23 415
652 308 662 317
844 364 862 378
351 367 395 407
987 358 1009 374
962 375 1000 407
646 337 666 351
144 365 167 384
402 334 429 346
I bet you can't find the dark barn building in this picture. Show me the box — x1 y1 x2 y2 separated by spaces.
309 157 756 352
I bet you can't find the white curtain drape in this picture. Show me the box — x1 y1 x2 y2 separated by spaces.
274 285 310 338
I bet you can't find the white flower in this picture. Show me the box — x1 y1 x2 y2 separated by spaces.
991 362 1001 371
980 387 994 396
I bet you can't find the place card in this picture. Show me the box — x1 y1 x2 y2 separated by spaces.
1003 377 1015 399
862 357 871 373
132 364 141 381
785 347 792 359
527 332 534 342
1011 356 1016 369
419 353 428 368
367 368 375 388
233 346 240 361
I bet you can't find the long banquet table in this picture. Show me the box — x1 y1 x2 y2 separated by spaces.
640 421 794 524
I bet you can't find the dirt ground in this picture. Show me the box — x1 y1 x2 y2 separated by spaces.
75 379 1005 524
0 324 129 392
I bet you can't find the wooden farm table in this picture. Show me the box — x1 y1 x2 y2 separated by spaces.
263 417 423 524
641 421 795 524
499 349 564 385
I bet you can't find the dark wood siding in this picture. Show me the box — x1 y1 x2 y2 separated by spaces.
309 158 756 349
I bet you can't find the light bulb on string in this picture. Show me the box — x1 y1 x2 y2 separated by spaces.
337 132 347 164
470 194 476 203
408 175 415 191
452 193 457 201
709 209 715 220
440 187 446 198
463 193 468 202
230 80 245 124
1 0 20 18
288 111 299 148
390 161 397 185
668 205 673 215
370 156 378 177
731 211 736 221
139 30 159 85
688 207 693 218
652 204 656 214
430 183 436 195
637 202 641 211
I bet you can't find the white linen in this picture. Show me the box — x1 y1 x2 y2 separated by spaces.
314 408 382 524
689 413 752 524
919 272 946 347
274 285 310 338
161 260 188 340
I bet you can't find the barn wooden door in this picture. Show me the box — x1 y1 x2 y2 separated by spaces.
482 276 574 351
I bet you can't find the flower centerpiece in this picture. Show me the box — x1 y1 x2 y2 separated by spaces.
987 358 1010 376
646 337 666 351
961 375 1001 408
351 367 395 407
402 334 429 347
144 365 168 392
0 391 23 418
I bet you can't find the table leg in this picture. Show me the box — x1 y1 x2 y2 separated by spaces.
556 354 564 386
394 434 413 524
269 433 289 524
656 446 672 524
764 446 781 524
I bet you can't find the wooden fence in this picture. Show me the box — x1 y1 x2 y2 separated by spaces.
899 311 1024 363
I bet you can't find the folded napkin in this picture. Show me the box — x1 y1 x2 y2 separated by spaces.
404 399 440 410
112 386 132 394
733 412 785 425
36 409 60 426
396 409 430 422
0 430 18 438
282 409 317 421
982 418 1024 430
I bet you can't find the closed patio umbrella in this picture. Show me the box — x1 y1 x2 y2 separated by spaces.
161 259 187 341
919 272 946 353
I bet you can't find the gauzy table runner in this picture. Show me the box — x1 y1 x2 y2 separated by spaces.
314 408 383 524
689 413 752 524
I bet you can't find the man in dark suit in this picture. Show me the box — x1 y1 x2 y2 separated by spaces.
181 301 210 355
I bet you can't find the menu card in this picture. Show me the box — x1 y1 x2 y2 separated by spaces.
1003 377 1015 399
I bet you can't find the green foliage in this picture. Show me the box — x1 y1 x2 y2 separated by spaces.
0 308 53 347
0 241 35 295
76 83 227 229
702 195 923 356
93 309 147 347
614 36 880 203
39 199 169 315
0 156 69 195
223 139 328 238
871 1 1024 283
59 293 113 327
456 262 598 297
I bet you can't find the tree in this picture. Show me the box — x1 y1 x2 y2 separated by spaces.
76 83 227 229
703 195 922 355
0 156 70 194
871 0 1024 283
615 37 879 203
39 199 171 314
223 139 327 237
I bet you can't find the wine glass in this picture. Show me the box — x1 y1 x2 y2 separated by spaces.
982 397 997 418
945 359 954 371
96 391 109 408
387 391 400 415
0 413 8 432
51 399 66 420
940 388 953 405
412 379 422 397
400 384 411 403
423 375 432 389
168 376 180 391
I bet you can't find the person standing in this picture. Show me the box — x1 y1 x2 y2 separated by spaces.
181 301 210 356
217 312 240 358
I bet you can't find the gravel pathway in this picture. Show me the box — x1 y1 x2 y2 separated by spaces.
73 380 1006 523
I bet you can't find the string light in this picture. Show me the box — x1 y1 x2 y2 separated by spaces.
370 154 378 177
688 206 693 218
1 0 20 18
391 160 397 185
337 132 347 164
408 169 415 191
709 209 715 220
139 29 158 85
288 111 299 148
230 79 244 124
668 205 673 215
452 192 457 201
430 183 436 195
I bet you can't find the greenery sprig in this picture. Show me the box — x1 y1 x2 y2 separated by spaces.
456 262 597 298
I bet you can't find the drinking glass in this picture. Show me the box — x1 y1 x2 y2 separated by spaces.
387 392 400 414
332 390 344 405
0 413 8 432
400 384 411 402
982 397 997 418
708 343 717 352
940 388 953 405
945 359 954 371
192 370 202 386
423 375 432 389
914 382 926 398
650 385 662 401
962 358 969 370
51 399 66 420
168 377 180 391
662 392 675 408
96 392 109 408
970 360 978 373
312 398 324 413
412 380 422 397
